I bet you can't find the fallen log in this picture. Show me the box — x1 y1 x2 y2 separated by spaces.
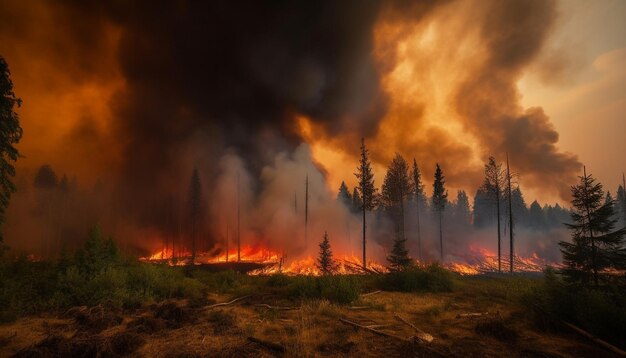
347 306 371 310
247 336 286 353
456 312 489 319
254 304 299 311
205 295 250 309
393 314 434 343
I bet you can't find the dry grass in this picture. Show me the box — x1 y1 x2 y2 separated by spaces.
0 287 620 357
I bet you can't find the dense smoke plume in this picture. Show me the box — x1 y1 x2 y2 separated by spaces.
0 0 581 261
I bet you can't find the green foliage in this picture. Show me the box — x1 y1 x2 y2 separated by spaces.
316 231 338 275
559 169 626 287
387 235 412 272
525 268 626 350
0 56 23 243
379 264 454 292
287 275 361 304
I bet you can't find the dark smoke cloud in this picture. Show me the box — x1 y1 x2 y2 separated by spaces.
454 0 581 199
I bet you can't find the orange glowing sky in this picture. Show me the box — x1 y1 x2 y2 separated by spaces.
0 0 624 205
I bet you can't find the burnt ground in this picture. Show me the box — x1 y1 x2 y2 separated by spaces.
0 288 621 357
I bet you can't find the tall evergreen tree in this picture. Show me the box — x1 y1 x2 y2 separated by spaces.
454 190 471 226
351 187 362 214
381 154 411 241
432 164 448 262
337 181 352 208
473 187 492 228
617 184 626 227
482 156 506 272
528 200 545 230
317 231 338 275
559 167 626 287
411 159 425 262
188 168 202 262
355 138 377 269
387 234 412 271
0 57 22 247
511 187 528 227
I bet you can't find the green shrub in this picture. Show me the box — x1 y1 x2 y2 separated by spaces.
379 264 454 292
288 275 361 304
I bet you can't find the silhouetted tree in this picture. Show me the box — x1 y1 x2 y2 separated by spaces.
411 159 425 261
317 231 338 275
34 165 58 189
0 57 22 246
511 187 528 227
528 200 545 230
352 187 362 214
355 138 377 269
387 234 411 271
559 167 626 287
482 156 506 272
454 190 471 226
337 181 352 208
188 168 202 262
617 184 626 227
432 164 448 261
473 188 493 228
381 153 411 240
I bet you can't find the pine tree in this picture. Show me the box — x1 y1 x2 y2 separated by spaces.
617 184 626 227
0 57 23 247
411 159 425 261
473 188 492 228
381 154 411 241
454 190 471 226
354 138 377 270
432 164 448 262
337 181 352 208
528 200 545 230
317 231 339 275
559 167 626 287
387 234 412 271
188 168 203 263
482 156 506 272
352 187 362 214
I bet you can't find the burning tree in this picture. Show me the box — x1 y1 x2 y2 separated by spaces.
559 167 626 287
317 231 338 275
355 138 377 270
188 168 203 263
432 164 448 262
0 56 23 247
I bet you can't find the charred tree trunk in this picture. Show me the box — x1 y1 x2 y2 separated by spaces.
507 153 514 274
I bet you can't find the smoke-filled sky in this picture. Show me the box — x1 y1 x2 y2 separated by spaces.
0 0 624 208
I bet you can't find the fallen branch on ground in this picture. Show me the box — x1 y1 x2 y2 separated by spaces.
247 336 286 353
254 304 299 311
361 290 382 297
205 295 250 309
393 314 434 343
456 312 489 319
339 318 405 341
348 306 371 310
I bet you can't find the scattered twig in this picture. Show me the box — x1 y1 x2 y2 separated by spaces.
361 290 382 297
205 295 250 309
339 318 405 341
247 336 286 353
456 312 489 319
393 314 434 343
364 324 393 329
348 306 371 310
254 303 299 311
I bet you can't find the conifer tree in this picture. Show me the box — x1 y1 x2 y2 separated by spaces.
355 138 377 269
559 167 626 287
411 159 425 262
352 187 362 214
317 231 338 275
381 154 411 240
454 190 472 226
482 156 506 272
617 184 626 227
0 57 22 246
387 234 412 271
337 181 352 208
432 164 448 261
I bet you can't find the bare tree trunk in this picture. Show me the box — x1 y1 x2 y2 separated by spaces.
416 195 422 263
305 174 309 250
496 183 501 273
237 172 241 262
439 210 443 262
362 203 366 270
507 153 514 274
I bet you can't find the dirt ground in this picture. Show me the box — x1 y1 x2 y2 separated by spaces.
0 289 621 357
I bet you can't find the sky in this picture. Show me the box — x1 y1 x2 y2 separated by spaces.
0 0 624 208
